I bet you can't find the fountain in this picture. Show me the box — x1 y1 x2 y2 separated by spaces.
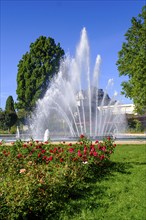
16 126 20 139
43 129 50 142
30 27 127 140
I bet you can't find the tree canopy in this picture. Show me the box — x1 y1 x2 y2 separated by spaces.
16 36 65 111
5 96 16 112
5 96 17 130
116 6 146 114
0 96 17 130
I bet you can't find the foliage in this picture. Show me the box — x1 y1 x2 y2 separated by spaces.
0 110 6 130
4 111 18 131
0 97 17 131
16 109 30 126
10 125 17 134
116 6 146 114
0 135 116 219
128 117 144 132
5 96 16 112
16 36 65 111
4 96 18 130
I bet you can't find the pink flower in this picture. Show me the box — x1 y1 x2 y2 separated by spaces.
93 151 98 157
101 146 106 152
20 169 26 173
69 148 74 153
95 140 99 144
78 150 82 157
90 146 95 152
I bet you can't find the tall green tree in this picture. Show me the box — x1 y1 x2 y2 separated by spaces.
0 108 6 130
5 96 16 112
5 96 17 130
16 36 65 111
116 6 146 114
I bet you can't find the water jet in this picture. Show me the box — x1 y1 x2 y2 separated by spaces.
30 28 127 140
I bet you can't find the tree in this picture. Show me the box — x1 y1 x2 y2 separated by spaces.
0 109 6 130
5 96 17 130
5 96 16 112
16 36 65 111
116 6 146 114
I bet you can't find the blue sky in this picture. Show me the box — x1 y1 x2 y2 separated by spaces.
0 0 145 110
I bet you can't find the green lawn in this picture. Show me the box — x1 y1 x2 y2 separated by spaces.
60 144 146 220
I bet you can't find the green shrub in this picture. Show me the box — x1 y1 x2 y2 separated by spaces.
0 135 116 219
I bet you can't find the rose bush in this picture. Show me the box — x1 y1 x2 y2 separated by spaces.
0 135 116 219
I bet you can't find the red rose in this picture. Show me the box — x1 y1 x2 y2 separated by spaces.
41 149 46 154
93 151 98 157
101 146 106 152
107 136 111 140
48 156 53 161
17 153 22 158
42 155 47 160
100 155 105 160
60 158 64 162
69 148 74 153
78 150 82 157
38 153 41 158
80 134 84 139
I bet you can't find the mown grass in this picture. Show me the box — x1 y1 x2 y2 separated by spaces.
59 144 146 220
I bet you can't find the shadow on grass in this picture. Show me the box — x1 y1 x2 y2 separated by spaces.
19 161 135 220
50 161 134 220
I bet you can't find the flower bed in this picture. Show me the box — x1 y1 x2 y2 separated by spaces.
0 135 116 220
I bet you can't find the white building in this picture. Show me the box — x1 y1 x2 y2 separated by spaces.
98 104 136 115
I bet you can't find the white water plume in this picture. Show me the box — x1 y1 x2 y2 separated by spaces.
30 27 127 139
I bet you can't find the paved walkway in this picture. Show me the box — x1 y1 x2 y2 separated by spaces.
115 140 146 145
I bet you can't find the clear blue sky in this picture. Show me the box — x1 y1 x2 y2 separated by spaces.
0 0 145 110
